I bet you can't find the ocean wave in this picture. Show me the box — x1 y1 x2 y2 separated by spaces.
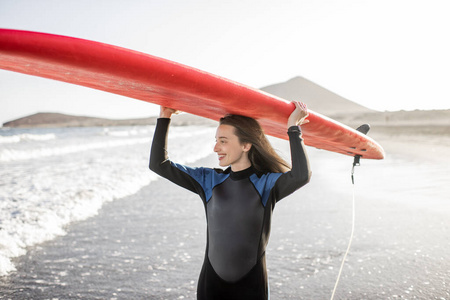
0 133 56 144
0 137 149 162
0 125 216 276
0 127 214 162
103 127 152 137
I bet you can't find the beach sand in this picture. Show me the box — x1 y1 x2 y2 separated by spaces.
1 124 449 299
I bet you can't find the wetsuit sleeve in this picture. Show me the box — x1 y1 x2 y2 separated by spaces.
273 125 311 202
149 118 207 199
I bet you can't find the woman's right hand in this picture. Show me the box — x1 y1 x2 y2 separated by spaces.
287 101 309 128
159 106 179 118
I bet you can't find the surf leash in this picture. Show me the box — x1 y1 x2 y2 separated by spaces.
330 124 370 300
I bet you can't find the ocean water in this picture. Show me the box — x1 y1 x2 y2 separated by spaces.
0 125 216 277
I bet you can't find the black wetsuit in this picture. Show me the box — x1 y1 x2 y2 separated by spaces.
149 118 311 300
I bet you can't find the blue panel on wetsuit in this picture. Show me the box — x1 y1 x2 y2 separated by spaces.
171 162 229 202
249 172 283 206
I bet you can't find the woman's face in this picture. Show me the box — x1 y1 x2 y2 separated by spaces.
214 124 251 171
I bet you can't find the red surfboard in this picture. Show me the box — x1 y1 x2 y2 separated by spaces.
0 29 384 159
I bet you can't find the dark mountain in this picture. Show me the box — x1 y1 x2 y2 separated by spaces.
261 76 373 116
2 112 216 128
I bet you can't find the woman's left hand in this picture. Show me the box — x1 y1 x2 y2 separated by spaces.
288 101 309 128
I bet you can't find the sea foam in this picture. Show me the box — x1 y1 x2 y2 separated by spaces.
0 133 56 144
0 125 215 276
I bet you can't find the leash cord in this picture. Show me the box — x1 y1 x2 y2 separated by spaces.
330 166 357 300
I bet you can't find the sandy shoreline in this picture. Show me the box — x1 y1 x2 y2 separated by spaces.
364 122 450 166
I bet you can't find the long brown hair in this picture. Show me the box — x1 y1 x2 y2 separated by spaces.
219 115 290 173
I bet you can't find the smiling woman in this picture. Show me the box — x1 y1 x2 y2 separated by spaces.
149 102 311 300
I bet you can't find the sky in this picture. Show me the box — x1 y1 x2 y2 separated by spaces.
1 0 449 124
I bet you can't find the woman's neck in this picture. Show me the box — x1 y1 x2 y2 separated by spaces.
230 157 252 172
229 165 254 180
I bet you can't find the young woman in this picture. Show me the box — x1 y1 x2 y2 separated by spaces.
149 101 311 300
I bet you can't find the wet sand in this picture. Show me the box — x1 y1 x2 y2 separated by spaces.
1 126 450 299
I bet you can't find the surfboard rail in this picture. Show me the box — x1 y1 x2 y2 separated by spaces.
0 29 384 159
